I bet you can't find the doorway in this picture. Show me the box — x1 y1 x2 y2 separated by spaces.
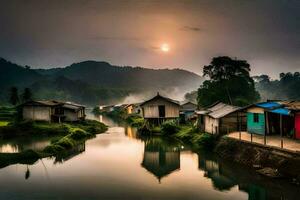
158 105 165 118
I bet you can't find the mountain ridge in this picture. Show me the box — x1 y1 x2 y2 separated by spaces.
0 57 203 105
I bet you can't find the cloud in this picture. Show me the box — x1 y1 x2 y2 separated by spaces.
181 26 202 32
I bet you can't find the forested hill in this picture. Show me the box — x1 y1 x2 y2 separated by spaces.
47 61 202 89
0 58 203 105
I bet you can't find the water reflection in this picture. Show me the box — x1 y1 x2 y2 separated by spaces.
54 142 86 164
197 150 300 200
0 135 58 153
0 114 298 200
142 137 180 182
198 152 235 191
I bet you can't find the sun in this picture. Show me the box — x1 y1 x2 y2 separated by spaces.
160 43 170 52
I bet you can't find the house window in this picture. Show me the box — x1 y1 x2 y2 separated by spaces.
253 113 259 123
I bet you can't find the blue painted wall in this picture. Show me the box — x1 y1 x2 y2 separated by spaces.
247 112 265 135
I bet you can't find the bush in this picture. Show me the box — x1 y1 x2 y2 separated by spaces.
43 144 65 154
56 137 75 149
69 129 92 140
161 120 179 135
191 133 215 149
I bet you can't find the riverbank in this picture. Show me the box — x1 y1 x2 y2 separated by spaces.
93 113 300 183
215 137 300 183
0 120 107 168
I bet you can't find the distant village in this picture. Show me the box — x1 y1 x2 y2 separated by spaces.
97 92 300 151
18 91 300 152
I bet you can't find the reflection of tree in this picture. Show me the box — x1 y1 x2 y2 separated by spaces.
54 142 86 164
25 165 30 180
141 137 180 182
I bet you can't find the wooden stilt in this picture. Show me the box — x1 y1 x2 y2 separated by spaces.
280 114 283 148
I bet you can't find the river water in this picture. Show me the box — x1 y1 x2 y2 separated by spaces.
0 115 299 200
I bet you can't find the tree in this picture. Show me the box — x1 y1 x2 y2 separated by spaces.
9 87 19 106
197 56 260 107
21 88 33 103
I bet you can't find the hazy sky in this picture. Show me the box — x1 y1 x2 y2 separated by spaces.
0 0 299 78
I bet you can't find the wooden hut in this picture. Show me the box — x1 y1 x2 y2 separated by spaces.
196 102 246 134
140 93 180 124
21 100 85 123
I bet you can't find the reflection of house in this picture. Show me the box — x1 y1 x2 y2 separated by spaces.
21 100 85 122
125 126 138 139
140 93 180 124
196 102 246 134
246 101 298 138
141 138 180 182
179 101 198 122
198 153 236 191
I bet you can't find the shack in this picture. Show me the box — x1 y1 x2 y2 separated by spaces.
21 100 85 122
196 102 246 134
140 93 180 124
246 101 294 137
179 101 198 122
282 101 300 139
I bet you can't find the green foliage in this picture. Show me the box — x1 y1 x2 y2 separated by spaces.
175 126 195 141
21 88 33 103
161 120 180 135
190 133 215 149
9 87 19 106
43 144 65 154
198 56 260 107
126 114 144 127
0 106 16 121
0 121 9 127
92 106 101 115
56 137 75 149
0 149 40 168
255 72 300 100
0 57 202 106
151 126 162 133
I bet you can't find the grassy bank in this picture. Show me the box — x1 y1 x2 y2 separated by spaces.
0 120 107 168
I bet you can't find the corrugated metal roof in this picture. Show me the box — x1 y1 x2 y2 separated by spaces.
208 103 241 118
282 101 300 111
196 102 241 119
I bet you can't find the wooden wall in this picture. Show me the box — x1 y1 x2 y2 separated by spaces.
219 111 246 134
142 98 179 118
204 116 219 134
23 106 51 121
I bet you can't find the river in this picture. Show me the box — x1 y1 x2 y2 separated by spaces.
0 115 299 200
